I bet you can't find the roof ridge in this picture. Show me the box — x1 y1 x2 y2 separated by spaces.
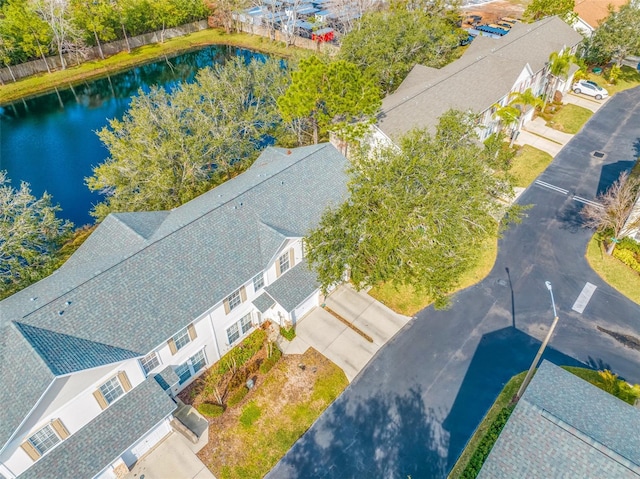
18 143 333 321
379 17 556 118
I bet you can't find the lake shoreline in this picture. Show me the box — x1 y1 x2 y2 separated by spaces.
0 28 302 106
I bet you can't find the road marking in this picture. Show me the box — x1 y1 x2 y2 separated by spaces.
572 282 597 314
534 180 569 195
573 196 603 208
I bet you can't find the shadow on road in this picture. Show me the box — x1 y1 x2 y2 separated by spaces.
596 160 636 196
442 326 584 472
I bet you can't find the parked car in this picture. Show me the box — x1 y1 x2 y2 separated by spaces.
572 80 609 100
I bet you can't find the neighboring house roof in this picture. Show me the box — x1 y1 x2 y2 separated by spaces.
377 16 583 139
574 0 627 29
264 260 320 313
0 143 349 449
18 378 176 479
478 361 640 478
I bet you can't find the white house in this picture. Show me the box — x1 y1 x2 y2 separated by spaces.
371 16 583 146
0 143 349 479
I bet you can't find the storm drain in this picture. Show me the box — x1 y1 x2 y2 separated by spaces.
593 151 606 158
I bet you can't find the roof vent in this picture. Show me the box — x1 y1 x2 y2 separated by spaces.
281 181 285 185
239 202 243 206
30 297 37 301
65 301 72 306
58 311 64 316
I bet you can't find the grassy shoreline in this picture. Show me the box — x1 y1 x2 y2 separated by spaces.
0 28 306 105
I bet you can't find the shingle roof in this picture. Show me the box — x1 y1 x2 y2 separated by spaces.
253 292 276 313
265 260 319 312
0 143 348 448
478 361 640 478
377 16 583 139
574 0 628 28
18 377 177 479
154 366 180 391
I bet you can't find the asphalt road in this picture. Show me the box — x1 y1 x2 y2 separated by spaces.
267 87 640 479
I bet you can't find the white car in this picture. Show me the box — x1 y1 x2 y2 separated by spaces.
572 80 609 100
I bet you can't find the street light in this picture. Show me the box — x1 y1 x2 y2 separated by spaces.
515 281 560 401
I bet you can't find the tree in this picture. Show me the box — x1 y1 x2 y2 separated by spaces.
581 170 640 254
88 57 289 220
544 49 573 110
33 0 83 69
277 55 381 145
0 0 53 71
583 2 640 66
339 0 463 94
523 0 575 23
72 0 117 59
0 171 73 291
494 88 543 146
305 110 519 307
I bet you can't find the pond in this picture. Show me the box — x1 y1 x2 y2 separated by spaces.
0 45 264 226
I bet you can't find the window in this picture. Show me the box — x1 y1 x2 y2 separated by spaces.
253 272 264 292
100 376 124 405
176 350 207 385
227 313 253 345
29 425 60 456
175 363 191 385
227 290 242 311
278 251 290 274
227 322 240 344
140 352 160 375
172 327 191 351
240 313 252 334
191 350 206 374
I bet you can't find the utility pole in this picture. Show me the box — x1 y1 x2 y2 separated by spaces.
515 281 559 401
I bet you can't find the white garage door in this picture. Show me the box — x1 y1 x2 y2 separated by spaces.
124 420 171 467
292 291 319 323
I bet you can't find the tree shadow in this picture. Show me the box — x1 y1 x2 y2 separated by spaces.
596 160 636 196
441 325 584 471
632 138 640 159
268 384 449 478
556 198 585 233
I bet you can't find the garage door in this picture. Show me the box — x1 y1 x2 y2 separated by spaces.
125 420 171 466
292 291 319 323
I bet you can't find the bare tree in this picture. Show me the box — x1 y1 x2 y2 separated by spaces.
582 170 640 254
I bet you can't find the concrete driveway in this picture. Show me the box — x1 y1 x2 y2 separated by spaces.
279 285 411 381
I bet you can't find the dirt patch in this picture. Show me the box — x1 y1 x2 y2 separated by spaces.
598 326 640 351
462 0 527 25
196 348 347 478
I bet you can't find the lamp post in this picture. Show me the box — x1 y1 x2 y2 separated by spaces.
515 281 559 401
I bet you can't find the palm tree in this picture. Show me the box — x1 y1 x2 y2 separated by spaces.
493 88 543 146
544 50 574 111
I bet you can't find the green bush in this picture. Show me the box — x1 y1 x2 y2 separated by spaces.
619 237 640 255
239 401 262 427
227 386 249 407
197 403 225 418
259 347 282 374
613 247 640 273
217 329 267 375
460 405 515 479
280 326 296 341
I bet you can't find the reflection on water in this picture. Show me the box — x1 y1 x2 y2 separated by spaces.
0 45 264 226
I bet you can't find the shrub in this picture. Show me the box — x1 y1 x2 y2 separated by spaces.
619 237 640 255
280 326 296 341
460 405 515 479
217 329 267 375
227 386 249 407
197 403 225 418
259 347 282 374
613 248 640 273
239 401 262 427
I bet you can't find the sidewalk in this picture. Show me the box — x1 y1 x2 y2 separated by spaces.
564 91 610 112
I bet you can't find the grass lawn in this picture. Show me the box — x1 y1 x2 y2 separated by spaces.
545 103 592 134
584 65 640 96
199 348 348 479
510 145 553 188
0 29 307 105
585 235 640 305
369 234 498 316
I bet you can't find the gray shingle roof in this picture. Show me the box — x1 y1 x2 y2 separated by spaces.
18 377 177 479
478 361 640 478
265 260 319 312
154 366 180 391
0 143 348 448
252 292 276 313
377 16 583 139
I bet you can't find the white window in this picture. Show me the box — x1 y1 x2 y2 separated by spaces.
176 350 207 384
279 251 290 274
253 272 264 292
172 327 191 351
227 290 242 311
29 425 60 456
140 352 160 375
227 313 253 345
227 322 240 344
100 376 124 405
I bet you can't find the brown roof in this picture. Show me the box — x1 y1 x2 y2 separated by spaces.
574 0 628 28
